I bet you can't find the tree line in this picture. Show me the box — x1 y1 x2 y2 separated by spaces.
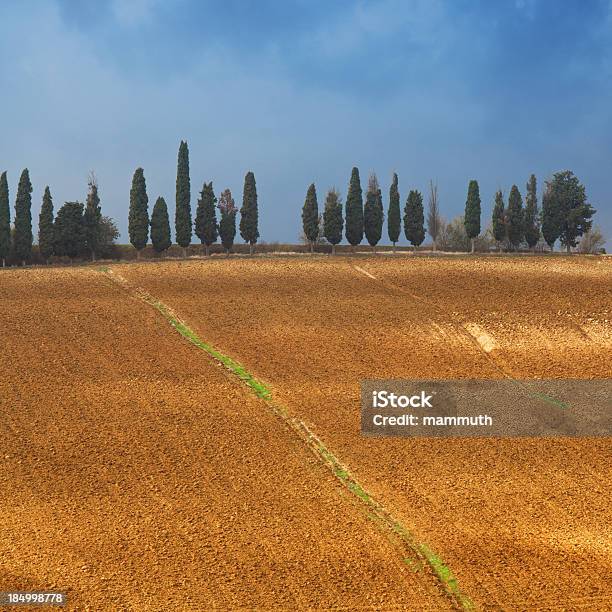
0 151 600 268
301 168 598 254
0 169 119 266
0 140 261 266
128 140 260 259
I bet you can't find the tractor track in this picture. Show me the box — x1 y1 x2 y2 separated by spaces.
352 263 516 380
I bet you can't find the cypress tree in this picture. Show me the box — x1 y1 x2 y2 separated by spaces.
218 188 237 256
492 190 506 251
83 174 102 261
404 190 425 249
38 186 54 264
387 172 401 252
14 169 33 265
547 170 595 253
323 188 343 255
301 183 319 253
195 181 218 256
524 174 539 251
364 173 383 252
175 140 192 257
506 185 524 250
239 171 259 255
464 179 481 253
0 172 10 267
345 167 363 250
128 167 149 258
541 185 561 252
427 180 441 252
150 196 171 254
54 201 85 262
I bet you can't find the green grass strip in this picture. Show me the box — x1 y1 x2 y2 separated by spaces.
315 435 472 608
417 544 474 610
528 391 570 410
103 269 474 610
148 297 272 401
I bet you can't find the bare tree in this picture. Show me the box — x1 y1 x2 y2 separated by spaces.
427 179 441 251
578 226 605 254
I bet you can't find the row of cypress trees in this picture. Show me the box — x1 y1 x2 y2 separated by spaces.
1 156 595 266
303 168 596 253
0 169 106 266
302 167 440 254
491 171 595 252
128 141 260 258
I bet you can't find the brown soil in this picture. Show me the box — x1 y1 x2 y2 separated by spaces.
0 267 453 610
119 256 612 610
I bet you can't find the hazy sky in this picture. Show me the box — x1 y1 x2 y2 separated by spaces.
1 0 610 245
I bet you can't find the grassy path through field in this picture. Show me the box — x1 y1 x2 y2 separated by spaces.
102 267 474 610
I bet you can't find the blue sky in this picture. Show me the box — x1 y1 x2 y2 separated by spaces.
0 0 610 245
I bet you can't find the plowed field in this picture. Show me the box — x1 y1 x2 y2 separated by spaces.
0 267 456 610
119 255 612 610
